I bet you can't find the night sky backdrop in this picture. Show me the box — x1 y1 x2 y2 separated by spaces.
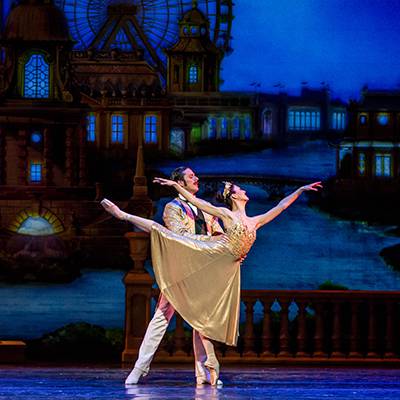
1 0 400 101
221 0 400 101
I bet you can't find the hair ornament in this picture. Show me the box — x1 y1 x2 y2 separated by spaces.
222 181 233 200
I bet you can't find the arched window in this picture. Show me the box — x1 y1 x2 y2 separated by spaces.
244 114 251 139
262 109 272 136
188 64 198 84
232 116 240 139
220 117 228 139
23 53 50 98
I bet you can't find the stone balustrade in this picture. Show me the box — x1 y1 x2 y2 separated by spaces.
123 233 400 365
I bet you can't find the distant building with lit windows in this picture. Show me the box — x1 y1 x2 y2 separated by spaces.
256 88 347 144
337 89 400 186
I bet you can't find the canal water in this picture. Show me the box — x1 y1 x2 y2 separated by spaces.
1 141 400 339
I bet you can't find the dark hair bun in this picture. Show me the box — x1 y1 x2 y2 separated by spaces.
216 191 226 204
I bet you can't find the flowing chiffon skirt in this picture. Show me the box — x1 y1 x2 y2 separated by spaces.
150 223 241 346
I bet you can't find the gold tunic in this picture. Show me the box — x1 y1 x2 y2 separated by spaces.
150 220 256 346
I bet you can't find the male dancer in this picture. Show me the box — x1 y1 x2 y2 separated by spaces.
125 166 223 386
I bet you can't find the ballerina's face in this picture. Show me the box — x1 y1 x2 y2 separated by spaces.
231 185 249 202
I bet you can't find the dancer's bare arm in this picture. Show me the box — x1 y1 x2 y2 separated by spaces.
100 198 155 233
253 182 322 228
154 177 232 224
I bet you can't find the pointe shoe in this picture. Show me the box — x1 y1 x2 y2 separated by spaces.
204 360 220 386
196 376 223 386
125 368 143 385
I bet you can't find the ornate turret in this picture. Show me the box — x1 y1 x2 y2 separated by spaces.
4 0 70 42
165 2 222 93
0 0 73 100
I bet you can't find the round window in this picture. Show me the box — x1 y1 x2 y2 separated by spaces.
377 113 389 126
31 132 42 143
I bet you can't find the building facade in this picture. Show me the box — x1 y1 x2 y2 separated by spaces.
0 0 348 271
337 90 400 182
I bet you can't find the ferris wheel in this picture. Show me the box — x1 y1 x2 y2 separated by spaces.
54 0 233 68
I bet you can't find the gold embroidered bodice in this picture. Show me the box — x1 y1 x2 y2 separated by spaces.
225 221 257 259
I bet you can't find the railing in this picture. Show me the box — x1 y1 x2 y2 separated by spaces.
151 289 400 364
123 233 400 365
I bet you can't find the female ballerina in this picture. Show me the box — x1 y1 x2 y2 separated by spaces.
101 179 322 384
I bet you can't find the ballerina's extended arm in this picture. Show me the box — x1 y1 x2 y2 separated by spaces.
253 181 323 229
100 198 155 233
153 177 231 223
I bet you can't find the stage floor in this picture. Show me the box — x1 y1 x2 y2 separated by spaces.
1 365 400 399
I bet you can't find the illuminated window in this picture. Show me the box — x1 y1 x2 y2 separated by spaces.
18 217 54 236
110 29 133 51
220 117 227 139
232 117 240 139
188 64 198 84
244 115 251 139
359 114 368 125
358 153 366 176
190 125 201 143
31 132 42 143
332 112 346 130
111 114 124 143
288 109 320 131
377 113 389 126
262 109 272 136
375 153 392 177
144 115 157 143
30 162 42 183
86 113 96 142
24 54 50 98
208 117 217 139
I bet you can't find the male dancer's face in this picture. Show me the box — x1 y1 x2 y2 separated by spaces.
179 168 199 195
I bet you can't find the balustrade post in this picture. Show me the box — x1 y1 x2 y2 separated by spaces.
313 302 326 357
384 302 396 358
242 300 257 357
277 300 290 357
367 301 379 358
122 232 154 363
348 301 362 358
331 301 345 358
296 300 308 357
260 299 274 358
173 314 188 357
